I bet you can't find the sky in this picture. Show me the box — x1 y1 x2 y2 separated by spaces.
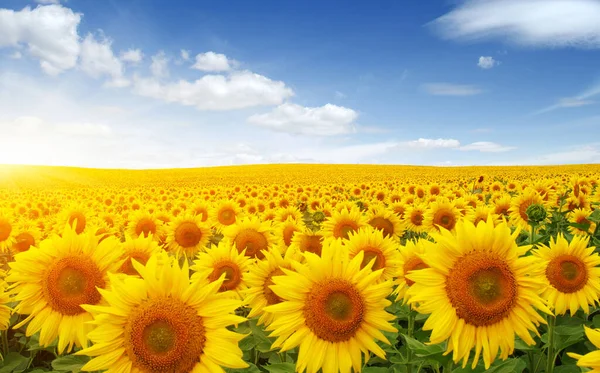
1 0 600 168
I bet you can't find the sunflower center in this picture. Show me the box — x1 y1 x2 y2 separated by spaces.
136 218 157 237
125 298 205 373
299 235 322 256
335 221 359 240
304 279 365 342
42 255 105 316
120 252 150 276
446 253 517 327
174 222 202 248
208 261 242 292
433 210 456 231
360 248 385 271
234 228 268 259
369 217 395 237
13 232 35 253
218 209 236 225
410 211 423 226
263 268 284 305
282 226 298 247
0 220 11 241
68 212 86 234
546 255 588 293
404 257 428 286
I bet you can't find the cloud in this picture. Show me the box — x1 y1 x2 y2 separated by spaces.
430 0 600 48
79 33 128 86
150 51 169 78
248 103 358 136
120 48 143 64
132 71 294 110
9 51 22 59
180 49 190 61
0 5 81 75
459 141 516 152
192 51 234 72
421 83 483 96
334 91 346 99
35 0 60 3
406 138 461 148
477 56 497 69
533 82 600 114
56 122 113 136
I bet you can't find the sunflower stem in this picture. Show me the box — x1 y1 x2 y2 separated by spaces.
546 314 556 373
530 223 537 246
444 359 454 372
1 330 7 358
407 311 416 373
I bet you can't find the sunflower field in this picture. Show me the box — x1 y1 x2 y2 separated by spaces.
1 164 600 373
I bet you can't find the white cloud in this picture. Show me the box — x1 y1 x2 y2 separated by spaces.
56 122 113 136
79 33 128 86
9 51 22 59
421 83 483 96
431 0 600 48
180 49 190 61
477 56 497 69
0 5 81 75
248 103 358 136
150 51 169 78
334 91 346 99
459 141 516 152
533 82 600 114
406 138 461 148
132 70 294 110
192 51 233 72
120 48 143 64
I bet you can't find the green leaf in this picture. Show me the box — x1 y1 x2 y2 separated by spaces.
227 363 262 373
484 358 526 373
569 222 591 232
264 363 296 373
363 368 390 373
51 355 90 373
0 353 28 373
401 335 445 357
587 210 600 223
554 365 582 373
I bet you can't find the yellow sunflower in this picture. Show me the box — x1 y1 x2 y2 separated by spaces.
533 234 600 315
211 200 243 231
7 224 122 354
568 208 596 236
321 207 368 241
406 219 551 369
11 219 42 254
345 227 400 282
0 209 15 253
126 211 163 240
76 253 248 373
568 326 600 372
265 240 396 373
366 205 404 239
466 205 501 227
192 240 251 299
394 239 428 303
288 229 324 257
423 198 461 233
509 188 545 229
56 204 90 235
223 216 275 259
0 270 12 332
274 217 303 252
117 234 163 276
404 204 427 233
165 214 211 258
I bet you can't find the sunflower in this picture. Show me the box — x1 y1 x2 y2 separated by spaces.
321 207 368 241
245 248 297 326
288 229 324 257
165 214 211 258
211 200 243 231
223 216 275 259
7 224 122 354
275 206 303 223
10 219 42 254
533 234 600 315
493 194 512 220
395 239 428 303
466 205 501 227
126 211 162 240
0 270 12 332
76 253 248 373
192 240 251 299
568 208 596 236
406 219 551 369
117 234 163 276
274 217 303 251
56 204 90 235
423 198 461 233
0 209 15 253
404 204 427 233
366 206 404 239
265 240 396 373
509 188 544 229
345 227 400 282
567 326 600 371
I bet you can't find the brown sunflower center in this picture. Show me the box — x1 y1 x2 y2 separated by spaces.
125 298 205 373
0 220 11 242
299 235 323 256
369 217 395 237
446 253 517 326
546 255 588 293
263 268 285 305
304 279 365 342
42 255 105 316
218 209 236 226
282 226 298 247
68 212 86 234
410 211 423 226
120 252 151 276
404 257 428 286
334 220 359 240
174 222 202 248
136 218 157 237
234 228 268 259
360 248 386 271
433 209 456 231
13 232 35 253
208 261 242 292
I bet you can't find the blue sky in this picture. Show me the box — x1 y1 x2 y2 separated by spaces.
1 0 600 168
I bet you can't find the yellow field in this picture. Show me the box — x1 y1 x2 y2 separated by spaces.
0 164 599 373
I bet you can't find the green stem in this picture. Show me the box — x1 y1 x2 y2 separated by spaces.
527 351 535 373
530 223 537 246
546 315 556 373
1 330 8 358
444 359 454 372
407 311 416 373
